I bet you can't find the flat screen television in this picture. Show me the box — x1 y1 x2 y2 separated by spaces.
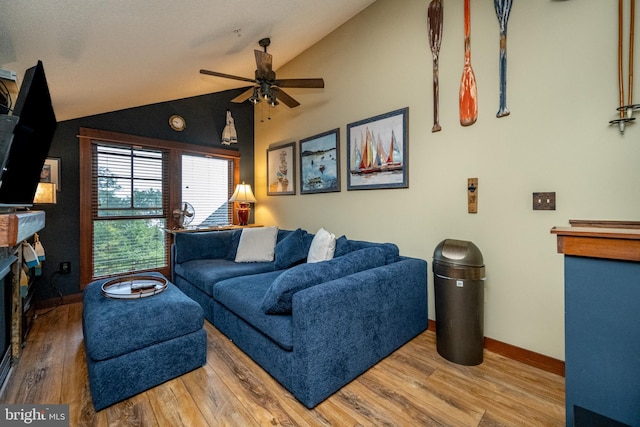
0 61 56 208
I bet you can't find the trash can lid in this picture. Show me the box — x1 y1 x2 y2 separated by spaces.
433 239 484 267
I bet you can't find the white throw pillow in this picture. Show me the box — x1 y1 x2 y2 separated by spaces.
307 227 336 263
235 226 279 262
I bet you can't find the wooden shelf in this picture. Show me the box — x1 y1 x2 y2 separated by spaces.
163 224 262 235
551 220 640 262
0 211 46 247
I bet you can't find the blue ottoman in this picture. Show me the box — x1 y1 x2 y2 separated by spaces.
82 272 206 411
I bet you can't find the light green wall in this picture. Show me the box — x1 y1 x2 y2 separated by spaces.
253 0 640 360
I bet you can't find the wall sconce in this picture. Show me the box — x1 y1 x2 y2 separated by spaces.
221 110 237 145
33 182 57 204
228 182 256 225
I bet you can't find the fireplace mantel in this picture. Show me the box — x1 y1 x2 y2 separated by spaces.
550 219 640 262
0 211 46 247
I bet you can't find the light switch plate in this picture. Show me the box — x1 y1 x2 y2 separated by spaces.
533 192 556 210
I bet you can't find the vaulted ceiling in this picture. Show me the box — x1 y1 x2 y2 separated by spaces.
1 0 375 121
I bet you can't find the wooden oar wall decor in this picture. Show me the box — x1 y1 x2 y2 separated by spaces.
428 0 443 132
459 0 478 126
494 0 513 118
610 0 639 134
427 1 518 129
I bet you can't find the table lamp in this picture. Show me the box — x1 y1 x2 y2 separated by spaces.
229 182 256 225
33 182 57 204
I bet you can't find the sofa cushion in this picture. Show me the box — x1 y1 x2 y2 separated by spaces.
174 229 236 264
174 258 276 296
235 226 279 262
275 228 308 270
213 270 293 351
225 229 243 260
348 240 400 264
334 235 351 257
261 246 387 314
307 227 336 263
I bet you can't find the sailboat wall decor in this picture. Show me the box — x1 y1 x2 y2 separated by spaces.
347 108 409 191
266 142 296 195
299 128 341 195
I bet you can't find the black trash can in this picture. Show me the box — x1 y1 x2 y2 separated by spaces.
433 239 485 365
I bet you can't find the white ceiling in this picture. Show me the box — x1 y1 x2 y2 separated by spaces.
0 0 376 121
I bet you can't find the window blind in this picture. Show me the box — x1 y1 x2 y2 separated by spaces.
181 154 234 227
91 143 169 278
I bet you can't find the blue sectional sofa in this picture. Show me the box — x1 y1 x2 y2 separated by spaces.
171 227 428 408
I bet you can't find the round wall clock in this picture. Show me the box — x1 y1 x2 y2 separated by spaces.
169 115 186 131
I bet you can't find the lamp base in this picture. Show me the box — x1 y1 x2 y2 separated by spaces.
237 203 250 226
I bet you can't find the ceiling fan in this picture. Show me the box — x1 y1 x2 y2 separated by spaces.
200 38 324 108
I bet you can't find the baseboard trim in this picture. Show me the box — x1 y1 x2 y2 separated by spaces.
427 319 565 377
35 292 83 310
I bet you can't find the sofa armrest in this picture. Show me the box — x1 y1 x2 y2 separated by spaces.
173 229 239 265
290 257 428 407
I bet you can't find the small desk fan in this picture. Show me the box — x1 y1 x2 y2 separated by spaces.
173 202 195 228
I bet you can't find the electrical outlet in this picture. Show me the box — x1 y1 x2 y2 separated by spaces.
59 262 71 274
533 192 556 210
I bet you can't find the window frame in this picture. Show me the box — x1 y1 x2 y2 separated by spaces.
79 128 241 288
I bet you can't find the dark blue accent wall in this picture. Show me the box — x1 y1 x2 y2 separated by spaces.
35 87 254 300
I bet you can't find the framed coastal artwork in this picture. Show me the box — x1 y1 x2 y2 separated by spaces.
41 157 61 191
299 128 340 194
347 107 408 190
266 142 296 195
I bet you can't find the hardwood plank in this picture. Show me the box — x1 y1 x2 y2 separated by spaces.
144 378 209 427
104 394 158 427
0 302 566 426
180 365 257 427
205 329 310 427
427 369 563 426
364 362 484 426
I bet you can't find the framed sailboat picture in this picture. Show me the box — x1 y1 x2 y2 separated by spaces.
347 107 408 190
267 142 296 195
299 128 340 194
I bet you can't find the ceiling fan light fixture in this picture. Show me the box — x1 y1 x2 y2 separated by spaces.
200 38 324 110
248 87 260 104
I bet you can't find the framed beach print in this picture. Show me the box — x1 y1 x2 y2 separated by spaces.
267 142 296 195
347 107 408 190
299 128 340 194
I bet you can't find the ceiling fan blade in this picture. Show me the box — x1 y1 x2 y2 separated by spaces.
254 50 273 80
200 69 256 84
272 87 300 108
231 87 256 103
273 78 325 88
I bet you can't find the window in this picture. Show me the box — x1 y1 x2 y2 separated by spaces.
181 154 234 227
92 144 168 277
79 128 241 287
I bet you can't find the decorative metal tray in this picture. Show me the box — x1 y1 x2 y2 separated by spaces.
101 275 168 299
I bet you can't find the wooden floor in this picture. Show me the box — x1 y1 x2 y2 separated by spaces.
0 302 565 426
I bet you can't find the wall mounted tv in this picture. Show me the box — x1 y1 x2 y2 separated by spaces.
0 60 57 208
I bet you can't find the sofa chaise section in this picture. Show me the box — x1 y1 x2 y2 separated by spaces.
213 256 427 408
